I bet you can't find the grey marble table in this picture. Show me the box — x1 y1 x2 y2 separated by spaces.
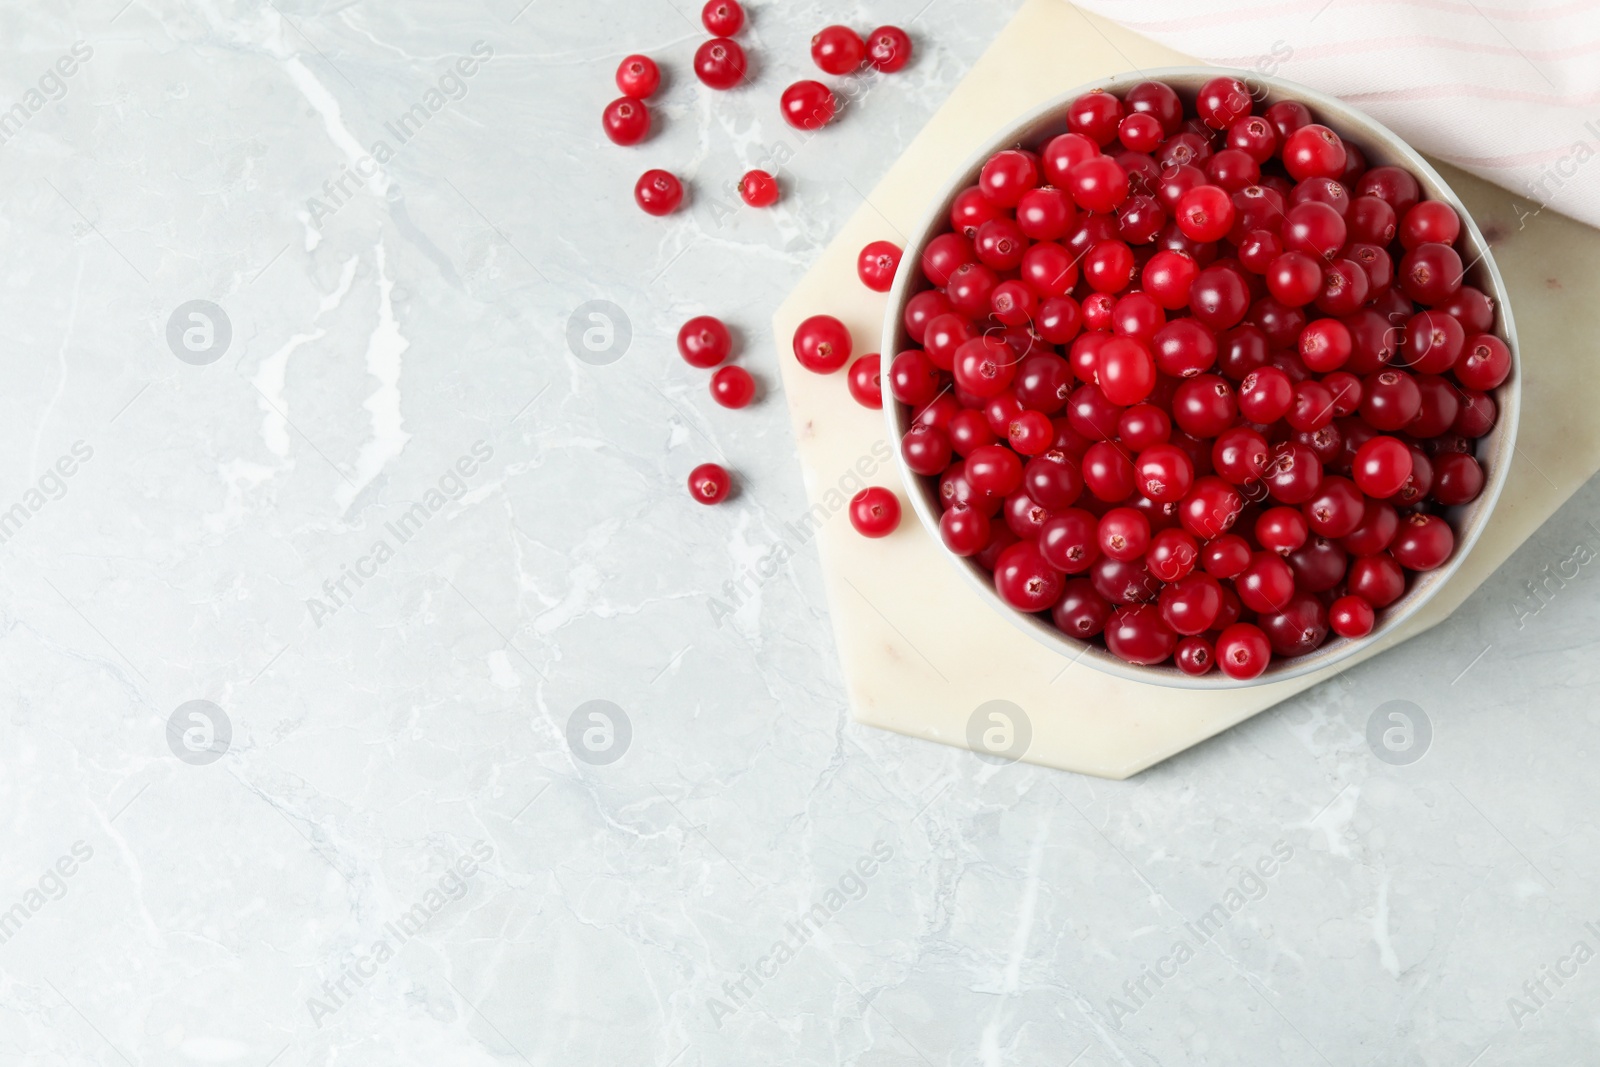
2 1 1596 1064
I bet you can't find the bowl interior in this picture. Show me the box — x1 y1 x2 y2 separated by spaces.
884 67 1521 690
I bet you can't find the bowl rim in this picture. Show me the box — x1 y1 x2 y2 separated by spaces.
882 65 1522 690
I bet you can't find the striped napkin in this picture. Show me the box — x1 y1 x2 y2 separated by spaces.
1072 0 1600 231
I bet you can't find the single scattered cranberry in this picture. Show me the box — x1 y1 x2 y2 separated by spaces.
865 25 913 72
812 25 865 74
740 169 779 207
847 354 881 408
1328 595 1375 638
688 463 731 505
635 169 684 216
792 314 851 373
603 97 650 146
616 55 661 100
857 240 903 292
781 80 837 130
701 0 744 35
710 366 756 408
694 38 747 90
678 315 732 367
849 487 901 538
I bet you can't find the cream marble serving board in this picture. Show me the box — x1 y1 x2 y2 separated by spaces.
770 0 1600 778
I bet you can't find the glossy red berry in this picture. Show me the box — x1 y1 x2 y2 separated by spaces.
1391 513 1454 571
793 314 851 373
994 541 1064 613
616 56 661 100
1177 184 1236 243
1068 89 1124 146
701 0 744 35
1400 200 1460 250
694 38 747 90
1399 242 1464 305
980 149 1040 208
678 315 732 367
812 25 865 74
688 462 731 504
1456 333 1512 391
1216 622 1272 679
1328 595 1375 638
847 354 882 408
740 169 779 207
1283 125 1347 182
865 25 913 71
781 80 836 130
1105 604 1178 664
857 240 903 292
603 97 650 146
849 487 901 538
1197 76 1251 129
710 366 756 409
635 169 684 215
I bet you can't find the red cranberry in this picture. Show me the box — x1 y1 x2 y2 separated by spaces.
678 315 732 368
941 503 990 556
781 80 836 130
1177 185 1236 243
1454 390 1497 437
865 25 914 72
1282 201 1346 262
1440 286 1495 334
1258 591 1329 656
1392 513 1454 570
1067 89 1124 146
1216 623 1272 679
953 335 1017 398
994 542 1064 613
1361 371 1422 431
1283 125 1347 182
1264 442 1324 505
710 366 756 409
1082 441 1136 501
1016 187 1077 241
1348 195 1398 245
740 169 779 207
903 290 951 343
1041 132 1099 185
1303 475 1365 537
1160 573 1224 635
1400 200 1460 250
1329 595 1375 638
849 487 900 538
694 38 747 90
1456 333 1512 391
688 462 731 505
635 169 684 215
701 0 744 35
1097 337 1156 405
1203 533 1252 579
811 25 864 74
1264 100 1312 143
1399 242 1464 305
1172 375 1238 437
1119 112 1164 153
1431 451 1485 506
857 240 903 292
1188 265 1250 330
980 149 1041 208
1197 76 1251 129
1176 636 1216 675
1349 553 1406 606
1236 551 1295 613
1256 506 1309 555
1098 507 1151 562
1179 476 1243 539
1105 604 1178 664
1020 241 1079 297
846 354 881 409
1068 157 1129 213
616 55 661 99
1343 499 1400 555
1143 250 1201 310
1288 536 1349 593
793 314 851 373
1053 578 1112 637
602 97 650 145
1126 81 1184 134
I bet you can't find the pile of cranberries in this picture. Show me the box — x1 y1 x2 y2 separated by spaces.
797 77 1512 680
604 3 914 216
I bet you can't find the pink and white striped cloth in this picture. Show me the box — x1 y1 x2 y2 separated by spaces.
1073 0 1600 230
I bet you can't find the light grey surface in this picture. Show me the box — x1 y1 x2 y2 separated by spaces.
2 2 1596 1065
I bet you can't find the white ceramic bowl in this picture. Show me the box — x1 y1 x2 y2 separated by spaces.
884 67 1521 689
